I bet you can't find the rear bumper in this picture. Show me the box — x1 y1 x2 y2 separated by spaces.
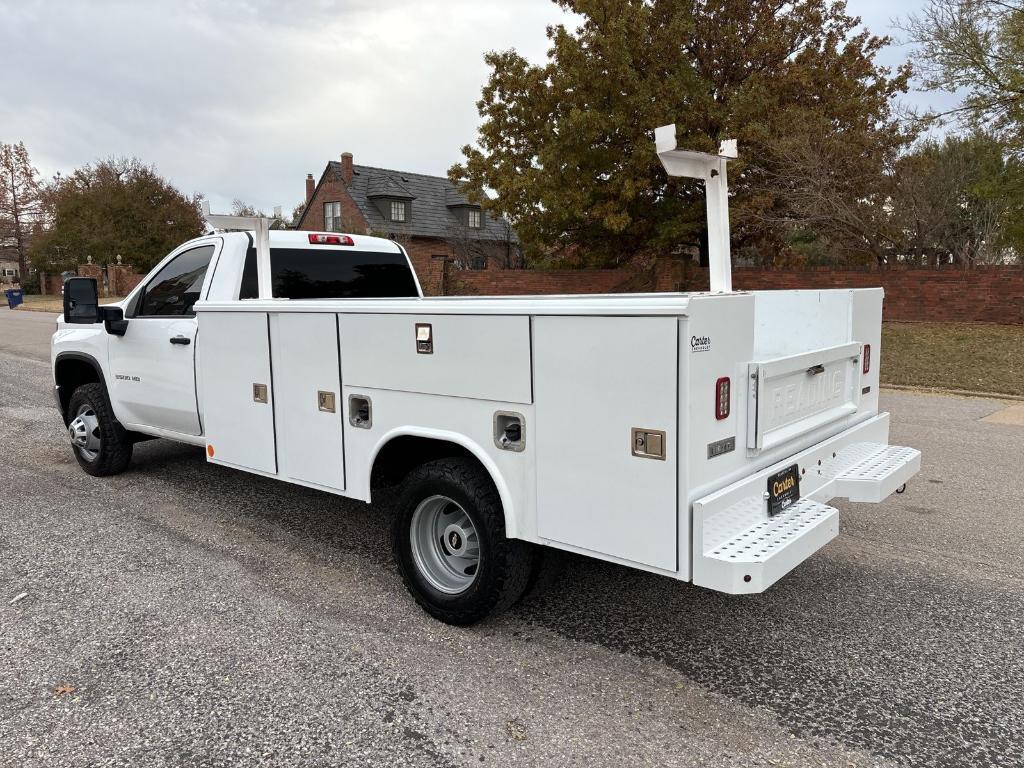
692 413 920 594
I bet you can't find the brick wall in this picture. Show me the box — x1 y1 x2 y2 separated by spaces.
448 268 633 296
60 254 1023 324
660 263 1024 324
402 237 453 295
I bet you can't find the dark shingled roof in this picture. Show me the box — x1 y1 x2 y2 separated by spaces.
324 161 518 243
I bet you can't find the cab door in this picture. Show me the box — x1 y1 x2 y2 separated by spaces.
107 242 218 435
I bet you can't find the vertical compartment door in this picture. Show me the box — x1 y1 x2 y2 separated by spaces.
534 316 679 571
271 313 345 491
199 311 277 474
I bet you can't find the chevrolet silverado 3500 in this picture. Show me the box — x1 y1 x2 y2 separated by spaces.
51 129 920 624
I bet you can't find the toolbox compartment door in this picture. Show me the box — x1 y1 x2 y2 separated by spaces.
271 313 345 491
534 316 678 572
747 342 862 452
198 311 277 474
339 313 531 404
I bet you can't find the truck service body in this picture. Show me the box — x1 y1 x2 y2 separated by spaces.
51 130 920 623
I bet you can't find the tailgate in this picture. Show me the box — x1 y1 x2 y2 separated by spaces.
746 341 863 452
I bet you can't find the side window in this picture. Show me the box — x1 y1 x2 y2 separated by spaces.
137 245 215 317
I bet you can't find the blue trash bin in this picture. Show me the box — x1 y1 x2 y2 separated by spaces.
5 289 24 309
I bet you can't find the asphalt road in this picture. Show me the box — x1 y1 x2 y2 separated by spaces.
2 306 1023 767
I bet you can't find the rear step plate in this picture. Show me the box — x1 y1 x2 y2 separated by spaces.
700 498 839 593
828 443 922 503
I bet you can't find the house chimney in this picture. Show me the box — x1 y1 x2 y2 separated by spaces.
305 173 315 204
341 152 353 184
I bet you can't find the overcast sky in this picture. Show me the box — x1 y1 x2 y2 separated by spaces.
1 0 951 215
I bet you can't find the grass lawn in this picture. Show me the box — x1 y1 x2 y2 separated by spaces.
882 322 1024 397
15 294 126 312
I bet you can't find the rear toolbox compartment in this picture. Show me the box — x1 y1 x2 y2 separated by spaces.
682 288 919 593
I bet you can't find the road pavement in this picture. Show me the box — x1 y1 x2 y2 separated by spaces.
1 307 1022 767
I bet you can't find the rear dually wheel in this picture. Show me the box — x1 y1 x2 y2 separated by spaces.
393 458 534 625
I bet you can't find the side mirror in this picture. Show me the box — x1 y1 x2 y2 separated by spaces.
63 277 99 324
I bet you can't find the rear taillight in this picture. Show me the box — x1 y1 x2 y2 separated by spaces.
308 233 354 246
715 376 731 420
863 344 871 374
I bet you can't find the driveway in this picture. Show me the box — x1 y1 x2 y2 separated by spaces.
1 308 1022 767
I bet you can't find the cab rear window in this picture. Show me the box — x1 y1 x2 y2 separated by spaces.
240 247 418 299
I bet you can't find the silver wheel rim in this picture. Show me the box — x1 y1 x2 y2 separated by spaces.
68 404 101 461
409 495 480 595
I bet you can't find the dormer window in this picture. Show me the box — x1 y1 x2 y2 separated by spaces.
390 200 407 222
468 208 482 229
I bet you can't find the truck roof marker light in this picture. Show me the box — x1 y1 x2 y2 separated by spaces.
715 376 731 420
308 233 354 246
206 444 215 458
863 344 871 375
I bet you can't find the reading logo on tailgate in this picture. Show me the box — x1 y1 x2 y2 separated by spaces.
764 368 844 430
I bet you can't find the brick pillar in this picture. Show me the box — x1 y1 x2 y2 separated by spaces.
78 263 104 295
108 264 139 296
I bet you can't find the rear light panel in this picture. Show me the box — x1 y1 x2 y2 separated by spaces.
715 376 731 420
863 344 871 374
308 233 354 246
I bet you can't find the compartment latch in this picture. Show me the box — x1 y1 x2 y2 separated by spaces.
632 428 666 460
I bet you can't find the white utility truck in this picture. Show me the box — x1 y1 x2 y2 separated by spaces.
51 127 920 624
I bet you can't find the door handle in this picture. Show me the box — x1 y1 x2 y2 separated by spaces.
806 364 825 375
169 335 191 345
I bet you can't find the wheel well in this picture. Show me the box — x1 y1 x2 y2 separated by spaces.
371 435 478 491
55 357 102 422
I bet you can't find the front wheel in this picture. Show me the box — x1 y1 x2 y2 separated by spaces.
66 382 133 477
393 458 534 625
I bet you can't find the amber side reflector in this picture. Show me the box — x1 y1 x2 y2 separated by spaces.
206 444 215 458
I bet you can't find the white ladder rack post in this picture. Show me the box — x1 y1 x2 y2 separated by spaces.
201 200 275 300
654 125 737 293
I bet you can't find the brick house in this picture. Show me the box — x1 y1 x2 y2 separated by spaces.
297 152 520 294
1 237 21 284
0 259 19 285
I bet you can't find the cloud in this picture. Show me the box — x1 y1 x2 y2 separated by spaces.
0 0 574 212
1 0 950 217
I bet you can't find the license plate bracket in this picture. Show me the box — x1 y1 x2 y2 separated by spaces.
767 464 800 517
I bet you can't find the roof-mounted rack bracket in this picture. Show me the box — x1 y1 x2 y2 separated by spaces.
654 125 737 294
202 200 274 300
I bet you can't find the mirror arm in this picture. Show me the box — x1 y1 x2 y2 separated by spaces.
100 306 129 336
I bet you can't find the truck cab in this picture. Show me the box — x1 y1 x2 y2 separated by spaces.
53 230 420 442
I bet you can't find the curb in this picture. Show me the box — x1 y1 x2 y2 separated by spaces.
881 383 1024 402
12 306 62 314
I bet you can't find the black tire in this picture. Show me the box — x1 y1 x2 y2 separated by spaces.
392 458 534 625
66 382 133 477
